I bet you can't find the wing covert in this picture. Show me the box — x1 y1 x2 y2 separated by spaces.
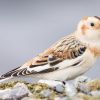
0 35 87 80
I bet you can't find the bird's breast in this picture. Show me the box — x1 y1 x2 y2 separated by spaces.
89 47 100 57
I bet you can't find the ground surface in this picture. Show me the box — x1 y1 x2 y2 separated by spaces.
0 76 100 100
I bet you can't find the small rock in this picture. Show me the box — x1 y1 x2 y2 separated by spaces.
0 89 14 99
70 96 84 100
65 83 77 97
90 91 100 96
76 83 91 94
41 89 51 97
74 76 91 88
2 93 14 100
55 84 64 93
13 83 32 96
22 97 36 100
0 88 11 97
74 76 91 94
54 96 69 100
38 80 63 88
0 82 32 99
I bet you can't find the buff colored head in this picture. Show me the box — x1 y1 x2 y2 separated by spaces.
77 16 100 42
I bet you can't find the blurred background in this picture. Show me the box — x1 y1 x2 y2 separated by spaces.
0 0 99 78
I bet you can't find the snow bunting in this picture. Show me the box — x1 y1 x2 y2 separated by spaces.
0 16 100 83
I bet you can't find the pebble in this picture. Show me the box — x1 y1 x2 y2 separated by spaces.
74 76 91 88
90 91 100 96
38 80 63 88
65 83 77 97
74 76 91 94
0 83 32 99
40 89 51 97
55 84 64 93
13 83 32 96
54 96 69 100
22 97 36 100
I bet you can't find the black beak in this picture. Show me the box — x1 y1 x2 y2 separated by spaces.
94 16 100 20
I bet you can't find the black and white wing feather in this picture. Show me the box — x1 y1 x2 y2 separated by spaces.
0 35 87 80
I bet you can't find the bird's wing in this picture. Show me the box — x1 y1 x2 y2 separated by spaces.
0 35 87 79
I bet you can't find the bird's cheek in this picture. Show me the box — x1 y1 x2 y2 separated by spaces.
81 25 89 35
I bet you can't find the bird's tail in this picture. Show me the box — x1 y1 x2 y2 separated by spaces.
0 66 37 83
0 67 21 83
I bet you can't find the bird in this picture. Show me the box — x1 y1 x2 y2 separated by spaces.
0 16 100 83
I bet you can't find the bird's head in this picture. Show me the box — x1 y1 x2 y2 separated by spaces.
77 16 100 43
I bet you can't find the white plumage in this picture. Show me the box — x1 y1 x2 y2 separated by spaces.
0 16 100 83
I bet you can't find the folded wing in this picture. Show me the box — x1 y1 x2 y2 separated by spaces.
0 35 87 80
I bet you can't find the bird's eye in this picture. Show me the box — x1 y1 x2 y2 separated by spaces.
90 23 95 27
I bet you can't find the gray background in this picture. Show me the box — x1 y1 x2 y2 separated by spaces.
0 0 99 78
